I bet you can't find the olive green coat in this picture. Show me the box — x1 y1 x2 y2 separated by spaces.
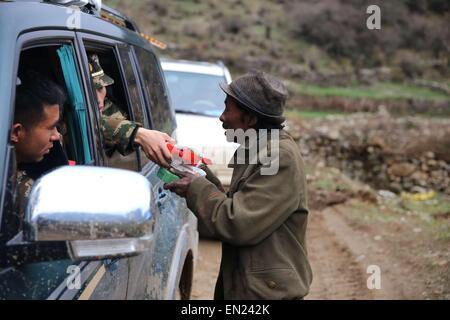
186 130 312 300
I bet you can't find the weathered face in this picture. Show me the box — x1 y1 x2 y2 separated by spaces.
219 96 255 131
12 104 61 163
96 86 107 113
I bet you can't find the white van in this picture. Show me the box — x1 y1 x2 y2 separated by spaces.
161 58 239 186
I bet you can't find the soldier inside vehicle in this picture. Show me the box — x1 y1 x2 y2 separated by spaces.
87 51 175 170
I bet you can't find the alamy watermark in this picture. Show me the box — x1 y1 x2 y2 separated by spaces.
366 265 381 290
66 265 81 290
65 1 103 30
66 6 81 30
226 129 280 176
366 5 381 30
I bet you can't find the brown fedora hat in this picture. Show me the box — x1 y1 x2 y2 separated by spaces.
219 70 287 124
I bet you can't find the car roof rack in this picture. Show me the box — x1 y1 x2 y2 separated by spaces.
16 1 166 50
100 5 139 32
40 1 138 31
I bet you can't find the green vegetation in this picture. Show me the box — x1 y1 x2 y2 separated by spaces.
285 110 344 119
346 199 399 223
177 0 209 15
401 194 450 218
307 164 450 239
103 0 449 118
307 167 356 192
290 82 450 101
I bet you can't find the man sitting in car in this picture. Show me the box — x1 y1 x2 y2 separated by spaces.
11 75 66 225
88 53 174 167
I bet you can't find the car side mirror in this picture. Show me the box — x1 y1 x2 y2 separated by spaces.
23 166 154 260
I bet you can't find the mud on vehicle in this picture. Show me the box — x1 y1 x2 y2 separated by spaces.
0 0 198 300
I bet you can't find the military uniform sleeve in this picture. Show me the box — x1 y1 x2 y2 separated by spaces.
100 100 140 156
16 170 34 230
186 147 304 246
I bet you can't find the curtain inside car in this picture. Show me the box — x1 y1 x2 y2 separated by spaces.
57 45 92 164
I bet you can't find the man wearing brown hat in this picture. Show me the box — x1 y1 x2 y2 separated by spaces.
89 53 174 167
165 70 312 299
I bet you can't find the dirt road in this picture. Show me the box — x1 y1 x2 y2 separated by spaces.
190 202 448 300
191 239 221 300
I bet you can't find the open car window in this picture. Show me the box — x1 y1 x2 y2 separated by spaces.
84 45 139 171
0 41 89 299
17 45 92 167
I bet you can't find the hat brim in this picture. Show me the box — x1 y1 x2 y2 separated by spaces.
94 73 115 89
219 82 240 103
219 82 285 124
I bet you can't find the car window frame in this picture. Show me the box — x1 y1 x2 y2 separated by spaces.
3 30 94 242
116 44 151 170
76 32 143 172
0 30 91 299
133 46 176 135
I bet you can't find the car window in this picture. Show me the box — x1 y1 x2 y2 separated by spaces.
1 41 82 299
17 45 92 166
134 47 175 134
85 45 139 171
117 46 151 168
163 71 226 117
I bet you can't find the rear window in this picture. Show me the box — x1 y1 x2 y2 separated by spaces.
163 71 226 117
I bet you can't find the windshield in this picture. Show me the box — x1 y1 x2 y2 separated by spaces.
163 70 226 117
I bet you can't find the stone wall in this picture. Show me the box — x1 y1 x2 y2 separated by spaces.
289 96 450 117
287 112 450 194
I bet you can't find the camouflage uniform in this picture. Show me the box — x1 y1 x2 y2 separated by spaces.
16 170 34 228
100 98 141 156
88 53 141 157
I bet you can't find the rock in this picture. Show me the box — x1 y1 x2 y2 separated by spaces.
367 134 386 149
403 180 413 190
427 159 437 167
388 163 416 177
431 170 444 178
390 182 403 193
378 190 397 199
437 260 448 267
411 186 428 193
354 161 363 169
438 161 449 170
357 189 378 203
293 113 450 194
411 171 428 182
426 151 435 159
376 104 390 117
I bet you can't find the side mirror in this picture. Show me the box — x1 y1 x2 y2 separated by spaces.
23 166 154 260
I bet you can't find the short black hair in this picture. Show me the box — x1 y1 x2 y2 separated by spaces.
14 74 66 128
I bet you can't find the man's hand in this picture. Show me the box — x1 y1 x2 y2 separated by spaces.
134 128 176 168
164 169 201 198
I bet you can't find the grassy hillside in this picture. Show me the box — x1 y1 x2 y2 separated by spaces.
104 0 450 110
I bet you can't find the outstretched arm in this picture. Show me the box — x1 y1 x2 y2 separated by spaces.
134 128 175 168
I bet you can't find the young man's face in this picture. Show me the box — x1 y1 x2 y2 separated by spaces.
12 104 61 163
219 96 255 131
96 86 107 113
